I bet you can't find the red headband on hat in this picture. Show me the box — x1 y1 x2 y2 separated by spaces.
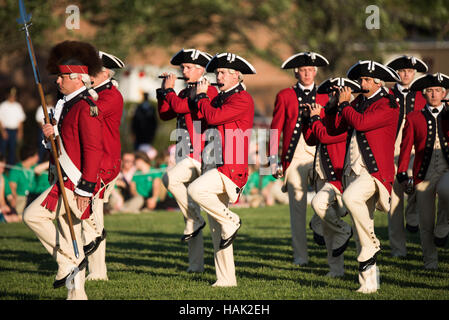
58 65 88 74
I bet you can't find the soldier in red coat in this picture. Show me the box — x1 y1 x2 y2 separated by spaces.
157 49 218 273
187 52 256 286
269 52 329 266
385 55 428 257
335 60 401 293
397 73 449 270
23 41 104 300
305 78 362 277
82 50 125 281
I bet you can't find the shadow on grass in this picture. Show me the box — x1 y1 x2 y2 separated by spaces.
0 249 55 275
0 290 42 300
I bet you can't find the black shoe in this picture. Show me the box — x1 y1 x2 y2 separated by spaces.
83 229 107 257
219 220 242 250
100 228 107 241
358 250 380 272
181 221 206 242
434 235 448 248
332 229 353 257
53 258 87 289
406 223 419 233
309 221 325 246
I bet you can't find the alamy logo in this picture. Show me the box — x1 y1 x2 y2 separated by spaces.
65 5 80 30
365 5 380 30
170 122 280 175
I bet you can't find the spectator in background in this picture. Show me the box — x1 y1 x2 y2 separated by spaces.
120 151 162 213
26 152 50 207
138 143 158 162
262 177 289 206
131 92 158 151
8 145 39 215
239 165 289 208
240 164 264 208
0 87 26 166
0 153 20 223
154 148 178 210
108 151 136 211
35 94 55 163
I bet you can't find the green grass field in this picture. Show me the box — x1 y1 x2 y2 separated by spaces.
0 204 448 300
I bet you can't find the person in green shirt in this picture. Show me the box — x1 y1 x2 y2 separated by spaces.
25 155 50 207
153 154 179 210
121 151 162 213
240 165 289 208
7 145 39 215
0 153 20 222
240 165 264 208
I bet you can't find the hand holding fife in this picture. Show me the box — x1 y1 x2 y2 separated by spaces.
196 78 209 95
161 72 176 89
42 123 54 139
308 103 322 117
338 86 352 104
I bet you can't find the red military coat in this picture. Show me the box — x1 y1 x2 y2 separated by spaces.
196 83 254 188
269 84 329 173
157 85 218 159
58 92 103 189
397 106 449 185
41 90 104 217
303 109 347 193
334 90 399 194
94 81 124 185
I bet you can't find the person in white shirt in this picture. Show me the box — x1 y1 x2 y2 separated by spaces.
0 87 26 165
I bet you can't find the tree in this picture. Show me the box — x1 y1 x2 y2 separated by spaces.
3 0 448 72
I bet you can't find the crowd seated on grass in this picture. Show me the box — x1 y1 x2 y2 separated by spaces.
0 150 50 223
0 145 291 222
115 151 161 213
235 164 289 208
108 151 137 212
107 146 180 214
0 153 18 223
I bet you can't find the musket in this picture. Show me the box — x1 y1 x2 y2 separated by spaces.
17 0 79 258
158 75 223 87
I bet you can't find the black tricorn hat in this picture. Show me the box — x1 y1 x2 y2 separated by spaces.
170 48 213 67
281 52 329 69
409 73 449 91
99 51 125 69
205 53 256 74
47 40 103 76
347 60 400 82
317 77 363 94
385 55 428 73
